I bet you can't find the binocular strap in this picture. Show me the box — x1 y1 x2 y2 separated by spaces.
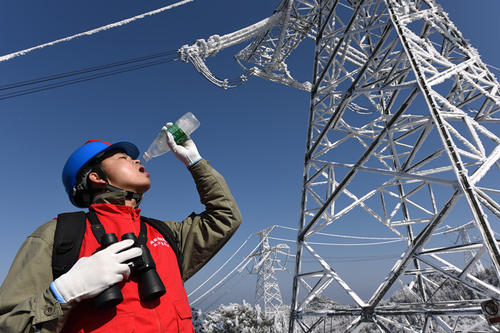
87 209 148 247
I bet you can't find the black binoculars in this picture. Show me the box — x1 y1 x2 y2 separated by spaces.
93 232 166 309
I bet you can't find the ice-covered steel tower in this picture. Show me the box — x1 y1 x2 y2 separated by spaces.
182 0 500 331
237 0 500 331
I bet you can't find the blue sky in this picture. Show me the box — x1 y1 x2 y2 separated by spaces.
1 0 500 309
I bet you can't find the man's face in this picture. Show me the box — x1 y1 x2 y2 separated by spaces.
99 151 151 193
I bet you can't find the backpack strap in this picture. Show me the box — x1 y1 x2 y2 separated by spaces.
52 211 87 279
86 209 107 245
140 216 184 277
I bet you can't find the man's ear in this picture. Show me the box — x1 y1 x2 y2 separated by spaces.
88 171 107 187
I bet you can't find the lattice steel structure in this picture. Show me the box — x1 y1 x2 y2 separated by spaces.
182 0 500 331
235 0 500 331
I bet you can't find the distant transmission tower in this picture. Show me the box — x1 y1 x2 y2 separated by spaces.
251 227 288 316
181 0 500 331
443 221 486 274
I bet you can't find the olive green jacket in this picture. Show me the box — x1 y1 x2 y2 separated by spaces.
0 160 242 332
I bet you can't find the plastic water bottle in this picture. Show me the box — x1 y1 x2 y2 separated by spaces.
143 112 200 162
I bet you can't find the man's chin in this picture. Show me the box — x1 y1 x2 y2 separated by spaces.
137 184 151 193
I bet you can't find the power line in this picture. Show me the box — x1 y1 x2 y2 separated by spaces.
268 236 403 247
188 234 253 297
188 225 406 309
0 45 251 100
301 254 400 263
275 225 403 240
0 50 177 92
203 270 253 310
0 52 178 100
189 237 265 306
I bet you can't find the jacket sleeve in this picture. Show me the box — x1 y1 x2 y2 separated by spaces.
164 159 242 281
0 220 72 333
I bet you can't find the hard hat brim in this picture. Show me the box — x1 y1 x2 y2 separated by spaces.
100 141 139 161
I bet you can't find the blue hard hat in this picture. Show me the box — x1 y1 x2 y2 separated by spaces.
62 140 139 207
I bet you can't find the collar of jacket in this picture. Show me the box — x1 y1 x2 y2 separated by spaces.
93 190 132 206
89 201 142 222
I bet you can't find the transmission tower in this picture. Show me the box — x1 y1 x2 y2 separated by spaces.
442 221 486 274
250 227 288 316
237 0 500 331
181 0 500 331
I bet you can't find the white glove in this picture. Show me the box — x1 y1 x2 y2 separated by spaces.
165 123 202 166
50 239 142 303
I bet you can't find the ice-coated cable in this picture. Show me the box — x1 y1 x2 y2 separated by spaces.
187 234 252 297
276 225 402 240
0 0 193 62
189 237 267 305
268 236 403 246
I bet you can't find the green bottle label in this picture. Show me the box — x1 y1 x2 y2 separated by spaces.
166 123 188 144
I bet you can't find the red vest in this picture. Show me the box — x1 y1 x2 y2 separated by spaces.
61 204 195 333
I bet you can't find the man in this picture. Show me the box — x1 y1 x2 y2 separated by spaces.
0 130 242 332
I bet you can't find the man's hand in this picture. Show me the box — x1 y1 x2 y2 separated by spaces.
50 239 142 303
165 122 203 166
